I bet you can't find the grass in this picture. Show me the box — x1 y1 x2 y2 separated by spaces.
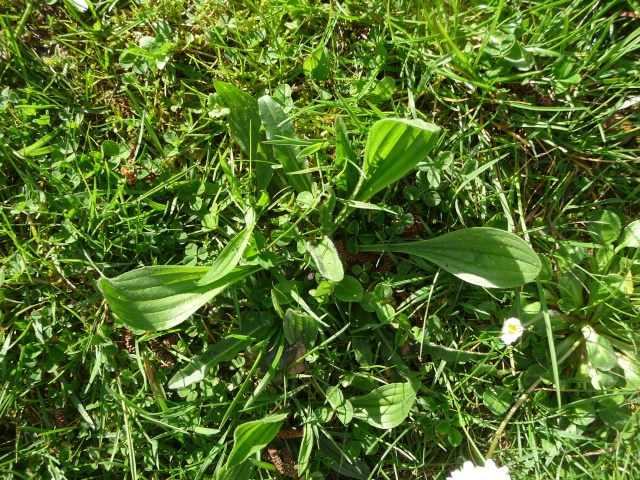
1 0 640 478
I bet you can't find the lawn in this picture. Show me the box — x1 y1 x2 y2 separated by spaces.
1 0 640 479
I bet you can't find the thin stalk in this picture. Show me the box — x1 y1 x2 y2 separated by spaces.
486 336 583 459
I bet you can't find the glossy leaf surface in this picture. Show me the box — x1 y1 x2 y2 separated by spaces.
351 381 418 429
100 264 263 331
258 95 312 193
168 312 275 389
196 209 256 286
362 227 540 289
226 412 288 468
354 118 440 202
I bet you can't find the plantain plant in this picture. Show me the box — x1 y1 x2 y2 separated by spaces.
99 82 541 477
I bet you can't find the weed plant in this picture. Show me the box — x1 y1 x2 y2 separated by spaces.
1 0 639 479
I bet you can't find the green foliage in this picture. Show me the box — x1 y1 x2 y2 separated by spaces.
2 0 639 478
362 227 541 289
226 412 289 468
354 118 441 203
351 382 419 429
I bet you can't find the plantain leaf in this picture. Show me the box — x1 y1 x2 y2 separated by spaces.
168 312 275 389
351 381 419 429
354 118 440 202
617 219 640 250
258 95 313 193
227 412 289 468
196 209 256 286
100 264 263 331
214 81 261 161
283 309 318 349
583 325 618 372
361 227 540 289
306 235 344 282
216 461 255 480
214 81 272 191
334 117 359 197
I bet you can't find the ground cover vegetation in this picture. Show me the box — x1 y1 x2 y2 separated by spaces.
1 0 639 478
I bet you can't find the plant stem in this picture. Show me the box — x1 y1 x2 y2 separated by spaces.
486 336 583 459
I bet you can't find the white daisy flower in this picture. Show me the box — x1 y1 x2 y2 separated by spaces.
447 459 511 480
501 317 524 345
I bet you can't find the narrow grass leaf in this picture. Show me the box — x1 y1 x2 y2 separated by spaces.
421 343 490 363
168 312 275 389
361 227 541 289
351 381 419 429
226 412 289 468
258 95 312 193
319 436 371 479
100 264 263 331
354 118 440 202
16 126 62 157
196 209 256 286
298 423 314 475
306 235 344 282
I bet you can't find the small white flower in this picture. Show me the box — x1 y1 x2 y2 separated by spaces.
447 459 511 480
501 317 524 345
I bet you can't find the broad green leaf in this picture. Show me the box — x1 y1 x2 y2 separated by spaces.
482 386 512 415
283 309 318 348
335 275 364 302
214 81 272 191
303 46 330 80
307 236 344 282
586 209 622 245
354 118 440 202
361 227 541 289
214 81 261 161
616 220 640 250
168 312 274 389
370 76 396 103
226 412 289 468
583 326 618 372
196 209 256 286
258 96 312 193
100 264 264 331
216 461 256 480
351 381 418 429
327 387 353 425
334 117 359 197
